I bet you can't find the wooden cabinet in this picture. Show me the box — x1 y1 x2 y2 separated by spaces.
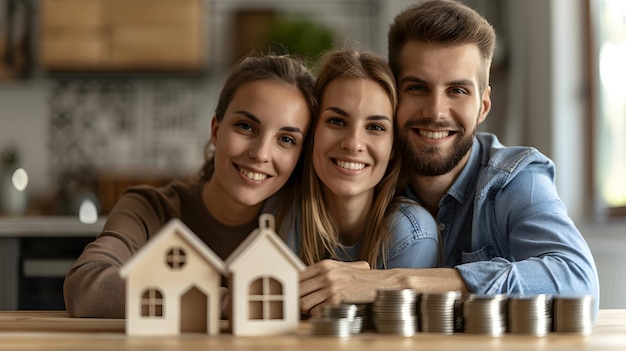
40 0 107 69
40 0 205 71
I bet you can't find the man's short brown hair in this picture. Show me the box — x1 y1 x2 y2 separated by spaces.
388 0 496 92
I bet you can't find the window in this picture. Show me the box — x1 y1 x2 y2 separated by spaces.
166 246 187 270
141 289 164 318
248 276 284 320
590 0 626 217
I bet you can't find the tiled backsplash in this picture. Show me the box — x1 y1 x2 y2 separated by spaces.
40 78 215 215
48 78 212 181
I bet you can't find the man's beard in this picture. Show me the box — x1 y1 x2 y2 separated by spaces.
398 123 475 177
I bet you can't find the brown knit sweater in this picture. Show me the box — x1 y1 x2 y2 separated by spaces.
63 179 260 318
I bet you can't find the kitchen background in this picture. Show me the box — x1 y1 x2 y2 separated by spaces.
0 0 625 311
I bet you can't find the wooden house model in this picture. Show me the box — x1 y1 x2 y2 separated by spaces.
120 219 226 336
225 213 306 336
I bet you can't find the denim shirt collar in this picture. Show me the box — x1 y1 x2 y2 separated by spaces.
445 137 482 206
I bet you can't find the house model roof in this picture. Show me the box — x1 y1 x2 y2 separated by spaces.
120 218 227 277
225 214 305 273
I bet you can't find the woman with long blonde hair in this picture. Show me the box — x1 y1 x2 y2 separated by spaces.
287 49 439 317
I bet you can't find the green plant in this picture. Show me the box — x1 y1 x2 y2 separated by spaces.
267 15 334 63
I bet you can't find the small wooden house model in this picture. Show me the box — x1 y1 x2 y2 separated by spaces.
120 218 226 336
225 213 306 336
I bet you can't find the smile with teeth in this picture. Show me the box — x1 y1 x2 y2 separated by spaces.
237 165 268 181
335 159 366 171
419 129 451 139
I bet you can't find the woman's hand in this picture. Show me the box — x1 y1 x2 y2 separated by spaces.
298 260 373 317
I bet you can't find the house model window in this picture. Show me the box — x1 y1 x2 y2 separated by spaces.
166 246 187 269
248 277 284 320
141 288 164 317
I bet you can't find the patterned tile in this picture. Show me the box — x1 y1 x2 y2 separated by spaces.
48 79 209 182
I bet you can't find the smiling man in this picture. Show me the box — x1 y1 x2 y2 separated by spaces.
388 0 599 309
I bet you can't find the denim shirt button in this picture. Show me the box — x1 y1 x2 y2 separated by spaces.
438 223 446 231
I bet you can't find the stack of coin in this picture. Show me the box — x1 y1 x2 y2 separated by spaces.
508 294 552 336
309 303 360 337
462 293 508 336
310 317 353 337
553 295 594 335
373 288 419 336
420 291 462 334
321 303 362 334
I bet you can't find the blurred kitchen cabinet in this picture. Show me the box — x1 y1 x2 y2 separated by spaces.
40 0 107 70
40 0 205 71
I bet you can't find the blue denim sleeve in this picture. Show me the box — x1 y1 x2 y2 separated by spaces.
382 200 440 269
455 159 599 313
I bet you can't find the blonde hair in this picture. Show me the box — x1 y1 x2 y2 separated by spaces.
299 49 399 268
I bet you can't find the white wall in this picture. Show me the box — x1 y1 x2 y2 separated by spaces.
0 81 51 195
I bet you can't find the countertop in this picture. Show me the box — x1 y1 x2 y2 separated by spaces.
0 216 105 237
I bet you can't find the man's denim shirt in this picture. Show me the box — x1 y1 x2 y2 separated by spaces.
405 132 599 311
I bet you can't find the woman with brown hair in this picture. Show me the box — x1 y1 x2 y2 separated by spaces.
64 54 318 318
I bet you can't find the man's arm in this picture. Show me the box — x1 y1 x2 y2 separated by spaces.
456 158 599 313
397 267 469 294
299 260 468 317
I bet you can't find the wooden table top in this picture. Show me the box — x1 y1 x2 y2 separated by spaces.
0 309 625 351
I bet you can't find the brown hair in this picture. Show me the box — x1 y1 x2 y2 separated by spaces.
299 49 399 268
388 0 496 92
